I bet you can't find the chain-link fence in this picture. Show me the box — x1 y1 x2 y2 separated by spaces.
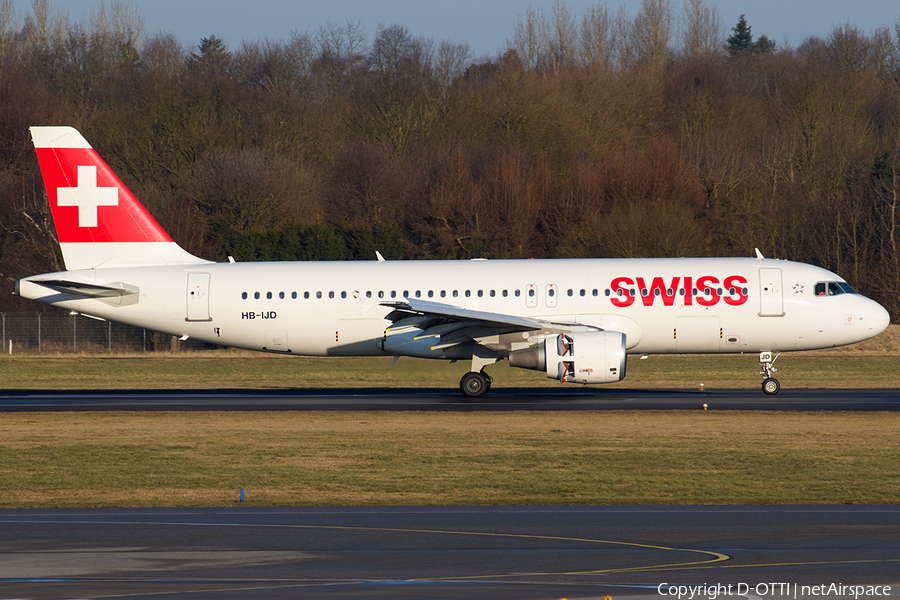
0 312 215 353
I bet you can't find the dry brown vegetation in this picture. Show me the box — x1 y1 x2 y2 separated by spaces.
1 1 899 323
1 411 898 507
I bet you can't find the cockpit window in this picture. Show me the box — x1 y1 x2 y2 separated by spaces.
814 281 856 296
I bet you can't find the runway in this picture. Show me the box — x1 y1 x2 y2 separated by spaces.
1 387 900 411
1 506 898 600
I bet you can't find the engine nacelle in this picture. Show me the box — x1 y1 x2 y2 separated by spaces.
510 331 627 384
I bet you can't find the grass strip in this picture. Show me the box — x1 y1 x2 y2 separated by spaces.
0 411 898 508
1 353 899 390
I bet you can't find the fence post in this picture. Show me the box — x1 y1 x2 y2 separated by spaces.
37 312 42 352
73 313 77 352
1 313 5 350
108 320 112 352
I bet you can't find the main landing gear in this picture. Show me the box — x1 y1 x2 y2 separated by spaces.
460 370 492 398
759 351 780 395
460 345 498 399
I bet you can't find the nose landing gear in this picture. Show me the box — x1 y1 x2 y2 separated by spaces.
759 351 780 395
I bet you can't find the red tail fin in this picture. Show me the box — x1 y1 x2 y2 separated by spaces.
30 127 209 270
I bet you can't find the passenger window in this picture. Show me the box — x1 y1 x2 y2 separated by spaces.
267 292 273 299
316 291 322 299
342 291 347 299
440 290 446 298
378 291 384 298
428 290 434 298
515 289 521 297
465 290 471 297
329 291 335 299
453 290 458 297
279 291 285 299
528 289 534 297
254 292 260 299
415 291 421 298
242 292 247 300
502 290 508 297
366 291 372 298
304 291 309 299
490 290 495 297
292 292 297 299
477 290 483 297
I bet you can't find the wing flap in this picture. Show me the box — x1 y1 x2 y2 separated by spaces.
381 298 544 331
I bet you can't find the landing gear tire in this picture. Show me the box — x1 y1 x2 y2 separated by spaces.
762 378 781 395
460 371 489 398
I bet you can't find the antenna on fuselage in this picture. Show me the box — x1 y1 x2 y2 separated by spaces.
754 248 765 259
376 251 386 262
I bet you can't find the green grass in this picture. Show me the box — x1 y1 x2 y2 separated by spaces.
1 411 898 507
1 346 897 509
1 352 899 390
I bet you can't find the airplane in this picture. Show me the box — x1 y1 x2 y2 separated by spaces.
15 126 892 398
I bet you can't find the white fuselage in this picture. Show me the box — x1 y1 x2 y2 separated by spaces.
17 257 890 359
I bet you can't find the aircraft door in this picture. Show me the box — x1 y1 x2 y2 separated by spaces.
759 268 784 317
186 272 211 322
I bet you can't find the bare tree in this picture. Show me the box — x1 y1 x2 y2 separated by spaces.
868 27 895 76
23 0 69 58
141 32 184 79
434 39 471 91
0 0 16 68
613 4 635 69
579 0 616 68
680 0 723 58
547 0 578 71
630 0 674 70
507 5 548 70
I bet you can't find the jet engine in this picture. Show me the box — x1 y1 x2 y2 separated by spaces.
509 331 626 384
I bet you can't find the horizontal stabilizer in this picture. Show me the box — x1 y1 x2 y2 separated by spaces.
31 279 138 299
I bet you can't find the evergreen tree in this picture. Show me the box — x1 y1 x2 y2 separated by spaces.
726 14 752 56
188 34 232 76
752 34 776 55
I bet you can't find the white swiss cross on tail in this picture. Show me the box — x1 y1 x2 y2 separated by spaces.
56 165 118 228
29 126 210 270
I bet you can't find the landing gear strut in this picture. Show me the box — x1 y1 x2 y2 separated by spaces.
460 344 498 398
759 351 780 395
460 370 492 398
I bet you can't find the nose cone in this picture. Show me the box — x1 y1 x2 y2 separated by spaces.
866 300 891 340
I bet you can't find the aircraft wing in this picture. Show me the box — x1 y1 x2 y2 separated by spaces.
380 298 586 351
